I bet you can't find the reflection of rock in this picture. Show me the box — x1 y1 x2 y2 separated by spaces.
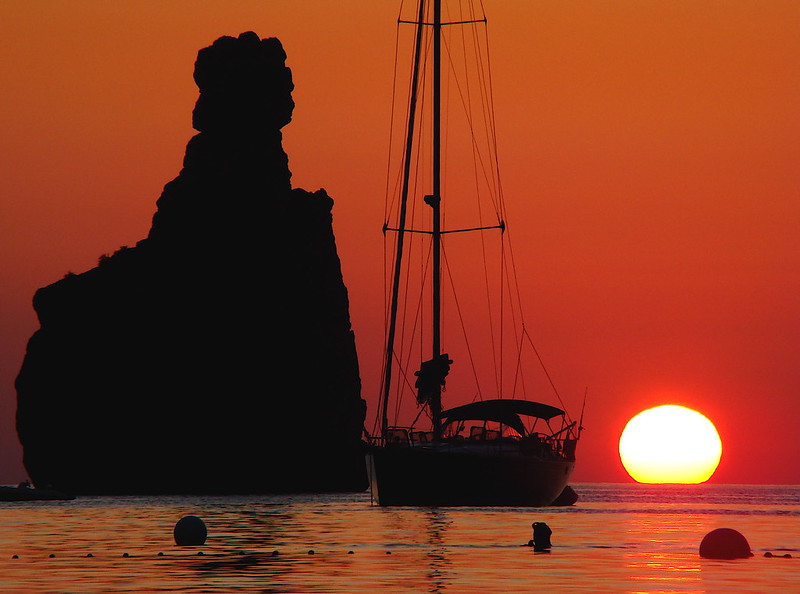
15 32 367 495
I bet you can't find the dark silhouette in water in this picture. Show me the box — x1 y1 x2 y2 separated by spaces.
699 528 753 559
528 522 552 551
15 32 367 495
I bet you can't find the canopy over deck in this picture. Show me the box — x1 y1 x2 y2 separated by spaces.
441 399 565 437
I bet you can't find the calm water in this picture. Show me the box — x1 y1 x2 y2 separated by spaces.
0 484 798 592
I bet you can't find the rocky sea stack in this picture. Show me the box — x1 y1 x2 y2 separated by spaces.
15 32 367 494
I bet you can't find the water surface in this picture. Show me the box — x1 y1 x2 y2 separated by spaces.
0 484 797 592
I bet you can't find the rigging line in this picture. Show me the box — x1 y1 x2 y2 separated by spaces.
471 8 498 209
470 7 493 157
461 0 493 195
462 0 500 215
498 236 530 402
393 133 428 426
381 0 428 437
475 2 505 391
387 343 425 429
455 0 504 397
439 33 503 221
456 17 502 397
409 404 427 429
393 100 431 426
480 18 506 221
510 325 527 397
378 15 415 436
498 212 527 337
395 252 429 426
379 18 405 413
383 17 404 227
391 14 433 426
395 233 432 424
441 242 484 402
522 324 570 418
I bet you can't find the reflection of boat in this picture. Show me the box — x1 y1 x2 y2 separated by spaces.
0 482 75 501
367 0 581 507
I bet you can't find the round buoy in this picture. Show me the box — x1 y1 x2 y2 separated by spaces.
699 528 753 559
174 515 207 546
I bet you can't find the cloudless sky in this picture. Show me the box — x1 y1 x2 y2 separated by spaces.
1 1 798 485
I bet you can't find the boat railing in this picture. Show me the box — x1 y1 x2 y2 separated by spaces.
377 425 577 460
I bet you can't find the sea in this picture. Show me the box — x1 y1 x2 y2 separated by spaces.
0 483 798 592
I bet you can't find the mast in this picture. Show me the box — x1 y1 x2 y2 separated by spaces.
429 0 444 439
384 0 485 440
380 0 428 438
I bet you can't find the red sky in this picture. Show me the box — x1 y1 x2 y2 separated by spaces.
1 1 798 485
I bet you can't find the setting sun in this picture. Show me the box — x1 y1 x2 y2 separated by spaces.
619 405 722 484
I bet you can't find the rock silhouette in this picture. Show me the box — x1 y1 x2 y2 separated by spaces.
15 32 367 495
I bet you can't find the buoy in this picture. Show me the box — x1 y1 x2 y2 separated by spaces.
308 549 315 555
174 515 207 546
49 553 55 558
123 552 130 558
699 528 753 559
86 553 93 558
271 550 279 556
12 555 18 559
531 522 553 551
158 552 164 556
348 550 354 555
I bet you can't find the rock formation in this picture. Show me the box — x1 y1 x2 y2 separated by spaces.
15 32 367 495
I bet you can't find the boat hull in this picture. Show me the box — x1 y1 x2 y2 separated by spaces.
367 442 574 507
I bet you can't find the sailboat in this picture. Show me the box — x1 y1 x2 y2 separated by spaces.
367 0 581 506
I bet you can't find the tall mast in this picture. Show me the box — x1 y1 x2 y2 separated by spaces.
429 0 444 439
380 0 428 438
382 0 458 440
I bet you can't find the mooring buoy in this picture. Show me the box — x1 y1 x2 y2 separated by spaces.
699 528 753 559
174 515 207 546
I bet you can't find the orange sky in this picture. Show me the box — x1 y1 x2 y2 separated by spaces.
1 0 798 485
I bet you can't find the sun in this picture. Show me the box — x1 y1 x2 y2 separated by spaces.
619 404 722 484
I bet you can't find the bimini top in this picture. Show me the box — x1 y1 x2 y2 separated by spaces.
441 399 565 437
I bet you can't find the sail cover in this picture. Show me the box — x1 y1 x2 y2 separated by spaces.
441 399 565 436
